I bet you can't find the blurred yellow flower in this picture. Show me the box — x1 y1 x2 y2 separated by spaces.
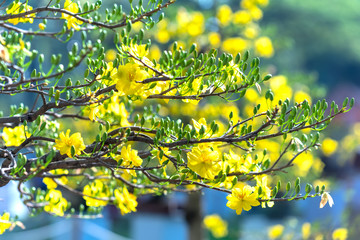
244 26 259 39
149 44 161 61
203 214 228 238
2 126 28 147
38 23 46 30
62 0 83 30
302 222 311 239
44 189 68 216
105 49 117 62
83 179 109 207
321 138 338 157
233 10 252 25
54 129 86 158
254 37 274 58
208 32 221 47
255 175 274 207
217 5 233 26
249 6 263 20
6 2 35 25
268 224 284 239
114 187 138 215
332 228 348 240
294 90 312 105
256 0 269 7
226 185 260 215
222 37 248 56
43 178 58 189
0 212 11 235
241 0 256 9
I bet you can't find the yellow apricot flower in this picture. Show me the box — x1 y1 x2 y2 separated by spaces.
217 5 233 26
255 175 274 207
38 23 46 30
226 185 260 215
224 150 252 174
332 228 348 240
2 126 28 147
62 0 83 30
0 212 12 235
54 129 86 158
203 214 228 238
115 63 150 98
321 138 338 157
256 0 269 7
268 224 284 239
294 90 312 105
186 12 205 37
302 222 311 239
6 2 35 25
83 180 109 207
114 187 138 215
208 32 221 47
233 10 252 25
43 178 58 189
244 26 259 39
222 37 248 56
105 49 117 62
44 189 68 216
43 169 69 189
120 145 143 167
254 37 274 58
187 145 221 179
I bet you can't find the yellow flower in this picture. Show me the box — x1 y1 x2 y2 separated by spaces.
43 177 58 189
217 5 233 26
233 10 252 25
6 2 35 25
83 180 109 207
294 90 312 105
2 126 28 146
54 129 86 158
62 0 83 30
332 228 348 240
44 189 68 216
268 224 284 239
115 63 150 98
226 185 260 214
222 37 248 56
105 49 117 62
203 214 228 238
224 150 252 174
0 212 12 235
255 175 274 207
208 32 221 47
114 187 138 215
244 26 259 39
254 37 274 58
120 145 143 167
321 138 338 157
38 23 46 30
256 0 269 7
186 12 205 37
249 6 263 20
302 222 311 239
187 145 221 179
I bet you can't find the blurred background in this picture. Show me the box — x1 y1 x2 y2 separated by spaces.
1 0 360 239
